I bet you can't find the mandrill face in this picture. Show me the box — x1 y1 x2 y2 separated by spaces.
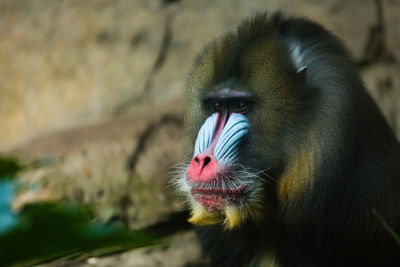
175 27 307 229
178 90 267 229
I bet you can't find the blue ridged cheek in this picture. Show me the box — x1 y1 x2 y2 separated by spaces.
193 113 250 165
193 113 218 156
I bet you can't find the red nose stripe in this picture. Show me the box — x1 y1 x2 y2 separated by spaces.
205 112 229 155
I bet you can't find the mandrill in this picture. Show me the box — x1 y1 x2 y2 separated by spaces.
175 13 400 266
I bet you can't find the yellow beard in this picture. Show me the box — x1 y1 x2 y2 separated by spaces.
188 201 225 226
188 198 264 230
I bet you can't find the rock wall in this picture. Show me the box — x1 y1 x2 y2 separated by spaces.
2 0 399 151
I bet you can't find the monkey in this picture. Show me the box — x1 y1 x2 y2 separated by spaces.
174 12 400 267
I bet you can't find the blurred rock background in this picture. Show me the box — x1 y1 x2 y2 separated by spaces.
0 0 399 266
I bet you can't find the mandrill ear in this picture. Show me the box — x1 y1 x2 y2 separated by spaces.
296 66 307 84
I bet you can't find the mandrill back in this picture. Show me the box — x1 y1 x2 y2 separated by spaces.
178 13 400 266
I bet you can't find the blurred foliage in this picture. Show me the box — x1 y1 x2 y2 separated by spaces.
0 156 23 180
0 202 160 266
0 156 161 266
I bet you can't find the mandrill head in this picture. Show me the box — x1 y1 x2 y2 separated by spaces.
175 14 310 230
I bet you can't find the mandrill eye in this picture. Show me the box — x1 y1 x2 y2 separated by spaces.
212 102 223 112
232 101 250 113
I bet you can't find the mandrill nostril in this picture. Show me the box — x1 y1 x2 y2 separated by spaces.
194 157 200 164
204 156 211 166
